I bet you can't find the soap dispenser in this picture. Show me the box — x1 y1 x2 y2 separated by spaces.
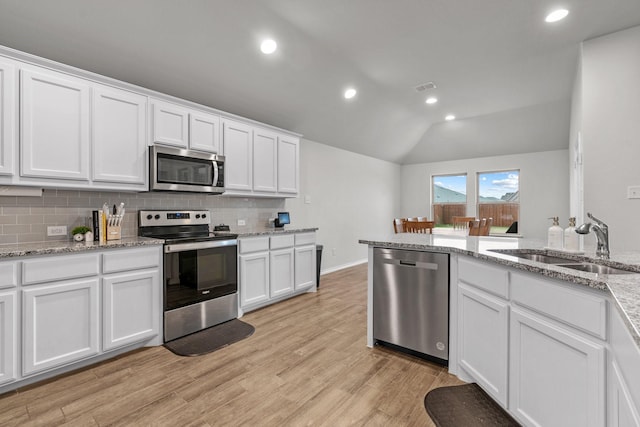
547 217 564 249
564 217 580 252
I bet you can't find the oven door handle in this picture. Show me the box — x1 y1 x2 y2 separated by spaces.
165 239 237 253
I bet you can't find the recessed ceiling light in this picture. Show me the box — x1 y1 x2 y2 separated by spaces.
260 39 277 54
545 9 569 23
445 114 456 121
344 88 357 99
425 97 438 105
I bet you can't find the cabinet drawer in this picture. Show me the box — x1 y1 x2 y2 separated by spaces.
0 262 18 289
271 234 295 250
22 254 100 285
239 237 270 254
511 271 607 340
103 247 160 274
295 232 315 246
458 256 509 298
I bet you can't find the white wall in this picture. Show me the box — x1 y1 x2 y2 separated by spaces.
400 150 570 239
285 139 402 272
579 25 640 252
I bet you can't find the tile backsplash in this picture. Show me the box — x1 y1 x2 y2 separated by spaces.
0 189 285 244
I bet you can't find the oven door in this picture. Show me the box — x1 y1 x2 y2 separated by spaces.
150 145 224 193
164 241 237 311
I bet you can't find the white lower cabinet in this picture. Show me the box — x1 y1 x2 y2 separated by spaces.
294 245 316 290
510 307 605 427
239 232 316 313
102 270 159 351
455 255 610 426
457 283 509 406
270 248 294 298
610 359 640 427
0 291 16 385
239 251 270 307
0 246 162 393
22 279 100 376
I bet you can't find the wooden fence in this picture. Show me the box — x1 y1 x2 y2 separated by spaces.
433 203 519 228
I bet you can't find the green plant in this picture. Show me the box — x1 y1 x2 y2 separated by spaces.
72 226 91 235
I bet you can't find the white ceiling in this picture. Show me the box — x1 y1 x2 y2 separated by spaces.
0 0 639 164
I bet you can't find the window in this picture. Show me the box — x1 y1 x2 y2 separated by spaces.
477 170 519 234
432 174 467 227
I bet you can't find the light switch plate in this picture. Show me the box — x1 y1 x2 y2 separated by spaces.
628 186 640 199
304 195 311 204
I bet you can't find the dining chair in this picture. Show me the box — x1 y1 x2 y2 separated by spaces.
416 216 429 222
404 220 434 234
469 218 492 236
393 218 406 233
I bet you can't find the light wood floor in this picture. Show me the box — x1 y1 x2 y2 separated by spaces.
0 263 464 426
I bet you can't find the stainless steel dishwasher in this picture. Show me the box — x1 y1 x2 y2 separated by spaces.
373 248 449 363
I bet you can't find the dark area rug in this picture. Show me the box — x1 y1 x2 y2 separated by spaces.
424 383 521 426
164 319 255 357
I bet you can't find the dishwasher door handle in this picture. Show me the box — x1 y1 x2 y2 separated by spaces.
383 258 439 270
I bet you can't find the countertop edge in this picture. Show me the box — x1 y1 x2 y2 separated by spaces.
0 237 164 258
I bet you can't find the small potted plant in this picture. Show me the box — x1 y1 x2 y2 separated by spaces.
72 226 91 242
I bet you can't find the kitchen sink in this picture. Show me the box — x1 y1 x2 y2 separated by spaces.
488 249 576 264
558 263 635 275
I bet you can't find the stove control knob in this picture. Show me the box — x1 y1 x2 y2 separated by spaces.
202 214 207 219
146 214 152 220
154 214 160 220
195 214 201 219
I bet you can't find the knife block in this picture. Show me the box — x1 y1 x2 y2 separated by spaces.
107 225 122 241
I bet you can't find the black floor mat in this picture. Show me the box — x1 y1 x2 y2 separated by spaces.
164 319 255 357
424 383 521 426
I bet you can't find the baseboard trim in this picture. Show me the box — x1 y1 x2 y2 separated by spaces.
320 259 367 275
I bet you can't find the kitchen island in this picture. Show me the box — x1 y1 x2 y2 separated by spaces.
360 233 640 427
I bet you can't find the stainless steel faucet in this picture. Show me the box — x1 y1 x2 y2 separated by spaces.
575 212 610 259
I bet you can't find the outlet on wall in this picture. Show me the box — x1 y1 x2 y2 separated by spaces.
331 248 337 256
47 226 67 236
237 219 246 226
628 186 640 199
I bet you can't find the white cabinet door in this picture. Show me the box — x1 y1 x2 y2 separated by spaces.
151 100 189 148
0 291 16 385
103 270 159 351
277 135 299 194
92 84 147 186
270 248 294 298
22 279 100 376
610 359 640 427
294 245 316 290
20 67 90 181
222 120 253 192
0 58 16 176
253 128 277 193
510 307 605 427
458 283 509 407
239 252 269 307
222 119 253 192
189 111 220 153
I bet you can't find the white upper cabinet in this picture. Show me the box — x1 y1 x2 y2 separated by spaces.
0 58 16 176
189 110 220 153
222 118 253 192
151 100 189 148
277 135 299 194
20 67 90 181
92 84 147 187
253 128 278 193
151 98 220 153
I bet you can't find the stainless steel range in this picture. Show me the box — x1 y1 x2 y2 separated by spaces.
138 210 238 342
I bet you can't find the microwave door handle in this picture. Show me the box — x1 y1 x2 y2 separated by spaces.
213 161 219 186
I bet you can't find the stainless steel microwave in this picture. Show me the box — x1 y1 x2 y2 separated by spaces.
149 145 225 194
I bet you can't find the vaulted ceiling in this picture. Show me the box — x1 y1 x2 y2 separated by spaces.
1 0 639 164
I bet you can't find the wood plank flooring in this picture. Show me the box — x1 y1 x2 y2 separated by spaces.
0 263 464 426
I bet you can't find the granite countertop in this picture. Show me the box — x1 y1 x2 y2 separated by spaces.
0 236 164 258
229 227 319 238
359 233 640 348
